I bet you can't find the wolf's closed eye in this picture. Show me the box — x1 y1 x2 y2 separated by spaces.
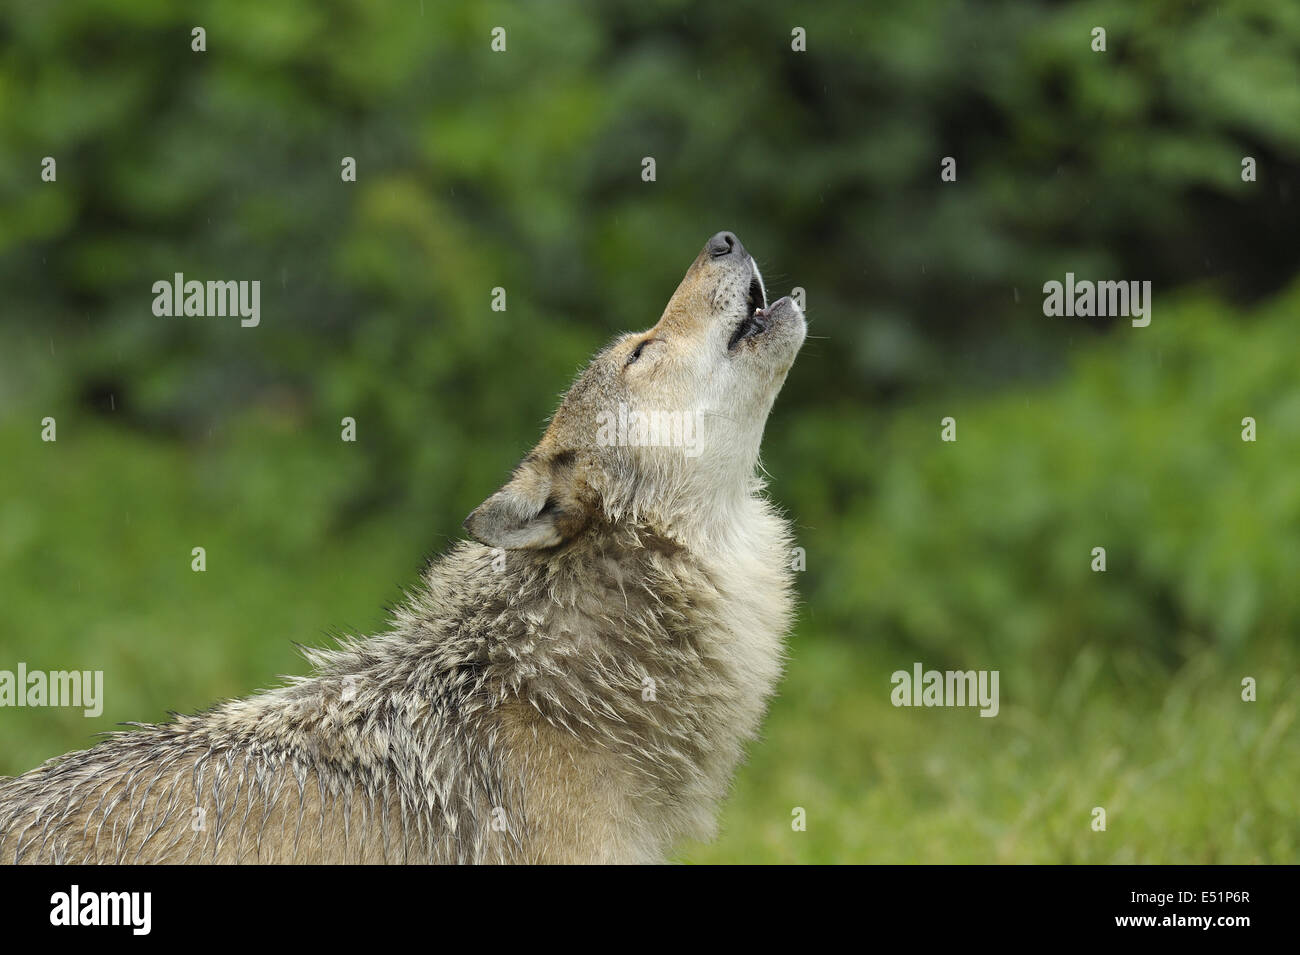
625 338 655 366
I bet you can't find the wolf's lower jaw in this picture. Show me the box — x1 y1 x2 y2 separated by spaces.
729 295 799 351
727 268 770 349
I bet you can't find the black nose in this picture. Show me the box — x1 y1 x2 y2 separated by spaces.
707 231 745 259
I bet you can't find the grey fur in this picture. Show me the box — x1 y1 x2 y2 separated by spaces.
0 234 804 864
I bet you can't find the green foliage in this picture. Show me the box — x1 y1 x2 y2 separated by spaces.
788 286 1300 699
4 0 1300 423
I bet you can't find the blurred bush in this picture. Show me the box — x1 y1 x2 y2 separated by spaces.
3 0 1300 432
785 284 1300 697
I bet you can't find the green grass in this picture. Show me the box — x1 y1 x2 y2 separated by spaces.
681 637 1297 863
2 415 1294 862
0 414 418 775
3 289 1299 862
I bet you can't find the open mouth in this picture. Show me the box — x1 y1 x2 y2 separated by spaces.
727 272 770 351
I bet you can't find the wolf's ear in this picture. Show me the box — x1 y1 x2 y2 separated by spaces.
463 451 584 550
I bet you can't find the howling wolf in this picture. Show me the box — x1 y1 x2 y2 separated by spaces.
0 231 806 863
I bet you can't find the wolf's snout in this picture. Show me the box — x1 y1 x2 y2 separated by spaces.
707 230 745 258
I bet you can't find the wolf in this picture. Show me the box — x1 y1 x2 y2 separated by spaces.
0 231 805 864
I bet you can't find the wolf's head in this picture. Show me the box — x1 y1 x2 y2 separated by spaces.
465 231 805 550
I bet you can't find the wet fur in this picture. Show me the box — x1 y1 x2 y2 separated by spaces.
0 234 803 864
